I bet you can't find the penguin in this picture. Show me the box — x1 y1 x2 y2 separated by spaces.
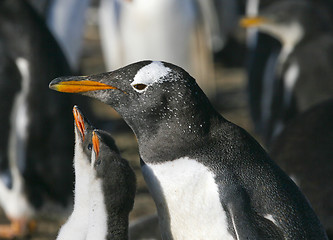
50 60 328 239
270 98 333 238
243 0 282 136
56 106 94 240
87 129 136 240
0 43 20 190
0 0 78 237
99 0 198 71
26 0 91 72
98 0 216 98
241 0 333 145
46 0 91 72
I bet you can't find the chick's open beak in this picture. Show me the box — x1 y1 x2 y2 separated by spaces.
92 131 100 159
73 106 86 140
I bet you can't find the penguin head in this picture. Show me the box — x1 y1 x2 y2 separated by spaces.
50 61 210 138
240 1 330 44
91 130 136 212
73 105 95 158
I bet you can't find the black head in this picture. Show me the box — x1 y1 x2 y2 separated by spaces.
50 61 217 145
240 1 330 42
91 129 136 213
73 105 95 158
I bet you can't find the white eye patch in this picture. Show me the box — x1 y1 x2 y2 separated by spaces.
131 61 171 92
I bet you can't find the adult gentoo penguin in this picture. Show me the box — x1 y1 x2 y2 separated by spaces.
243 0 282 138
49 61 328 239
56 106 94 240
87 129 136 240
270 99 333 238
0 0 76 237
241 0 333 144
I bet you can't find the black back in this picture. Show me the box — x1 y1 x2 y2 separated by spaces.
270 99 333 238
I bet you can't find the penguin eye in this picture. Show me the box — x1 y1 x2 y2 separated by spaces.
87 144 92 151
133 84 147 91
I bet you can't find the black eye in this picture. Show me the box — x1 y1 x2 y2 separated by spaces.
87 144 92 150
133 84 147 91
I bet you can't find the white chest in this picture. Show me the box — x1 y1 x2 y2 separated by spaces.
56 146 91 240
86 178 108 240
142 157 234 240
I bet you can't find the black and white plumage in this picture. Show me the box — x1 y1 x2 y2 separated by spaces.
0 0 76 237
0 43 20 190
98 0 217 97
50 60 328 239
56 106 94 240
244 0 283 138
87 129 136 240
27 0 91 72
46 0 91 72
270 99 333 238
99 0 197 71
57 106 136 240
242 0 333 145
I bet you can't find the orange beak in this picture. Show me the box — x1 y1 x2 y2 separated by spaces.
92 131 100 159
239 16 268 28
73 106 85 140
50 80 118 93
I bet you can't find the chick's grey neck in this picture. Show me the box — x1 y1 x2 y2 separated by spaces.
106 211 130 240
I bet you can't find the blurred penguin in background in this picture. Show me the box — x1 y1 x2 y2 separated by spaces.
243 0 282 138
98 0 218 98
28 0 91 72
0 0 78 237
270 99 333 238
196 0 243 67
46 0 91 72
242 0 333 145
28 0 244 99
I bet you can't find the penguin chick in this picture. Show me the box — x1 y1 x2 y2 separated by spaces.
86 130 136 240
56 106 94 240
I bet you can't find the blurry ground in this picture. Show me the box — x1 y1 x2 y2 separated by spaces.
0 7 256 240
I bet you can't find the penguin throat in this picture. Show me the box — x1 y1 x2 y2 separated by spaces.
134 110 222 163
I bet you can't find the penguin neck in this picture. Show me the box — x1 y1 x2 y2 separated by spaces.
126 95 225 162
